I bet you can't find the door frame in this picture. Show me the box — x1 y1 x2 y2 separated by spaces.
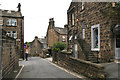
115 35 120 60
74 44 78 59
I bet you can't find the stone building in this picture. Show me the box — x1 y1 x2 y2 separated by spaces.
46 18 67 48
67 2 120 63
0 29 18 78
39 38 47 49
0 3 24 59
30 36 43 56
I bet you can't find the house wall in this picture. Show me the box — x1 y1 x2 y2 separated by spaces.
67 2 118 62
30 37 43 56
2 16 24 59
47 18 67 48
47 28 59 47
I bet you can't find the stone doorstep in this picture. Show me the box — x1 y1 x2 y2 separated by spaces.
115 59 120 63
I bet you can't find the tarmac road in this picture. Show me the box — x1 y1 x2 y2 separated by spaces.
18 57 82 80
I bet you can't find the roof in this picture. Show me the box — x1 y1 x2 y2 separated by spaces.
0 10 22 17
38 38 47 44
54 27 67 35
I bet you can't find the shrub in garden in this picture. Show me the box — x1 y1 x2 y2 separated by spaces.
52 42 66 52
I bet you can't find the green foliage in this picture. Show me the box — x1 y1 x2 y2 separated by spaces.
62 50 67 52
52 42 66 52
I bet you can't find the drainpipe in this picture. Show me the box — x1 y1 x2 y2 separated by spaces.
97 51 99 63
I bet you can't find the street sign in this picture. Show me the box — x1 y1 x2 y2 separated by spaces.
24 44 27 48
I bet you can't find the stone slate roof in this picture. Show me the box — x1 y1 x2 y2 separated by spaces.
54 27 67 35
0 10 22 17
38 38 47 44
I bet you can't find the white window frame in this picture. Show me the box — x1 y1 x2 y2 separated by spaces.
83 29 85 39
6 31 17 39
91 24 100 51
62 36 66 42
6 31 11 37
82 2 85 10
82 23 85 39
7 19 12 26
69 36 72 41
12 19 17 26
13 31 17 39
75 35 77 40
72 13 75 26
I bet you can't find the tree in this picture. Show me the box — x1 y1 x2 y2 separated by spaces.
52 42 66 52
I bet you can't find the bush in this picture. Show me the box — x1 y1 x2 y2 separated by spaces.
52 42 66 52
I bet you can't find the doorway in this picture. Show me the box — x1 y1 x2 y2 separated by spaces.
74 44 78 58
115 35 120 60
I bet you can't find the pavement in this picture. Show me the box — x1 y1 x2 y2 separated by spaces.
17 57 84 80
101 62 120 79
46 57 52 62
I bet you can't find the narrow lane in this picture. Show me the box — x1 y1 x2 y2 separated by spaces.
18 57 81 79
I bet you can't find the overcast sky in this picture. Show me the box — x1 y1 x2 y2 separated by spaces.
0 0 72 42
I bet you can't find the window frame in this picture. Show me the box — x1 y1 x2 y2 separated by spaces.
82 23 85 39
82 2 85 10
7 19 12 26
13 31 17 39
7 19 17 26
71 13 75 26
12 19 17 26
6 31 17 39
0 18 3 26
91 24 100 51
62 36 66 42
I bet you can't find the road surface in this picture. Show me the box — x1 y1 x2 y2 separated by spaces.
18 57 82 80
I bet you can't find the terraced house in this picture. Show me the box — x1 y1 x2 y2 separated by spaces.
67 2 120 63
0 3 24 58
46 18 67 48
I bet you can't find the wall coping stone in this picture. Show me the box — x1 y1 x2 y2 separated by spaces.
70 57 104 69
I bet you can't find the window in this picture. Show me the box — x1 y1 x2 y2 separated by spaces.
12 19 17 26
7 19 17 26
0 18 3 26
70 45 72 48
82 2 85 10
7 19 12 26
91 24 100 51
116 35 120 48
62 36 66 42
74 35 77 40
6 31 17 39
13 31 17 39
6 31 11 37
71 13 75 26
69 35 72 41
82 23 85 39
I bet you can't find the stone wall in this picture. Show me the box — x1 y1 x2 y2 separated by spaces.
1 33 18 78
52 51 106 79
2 16 24 59
67 2 118 62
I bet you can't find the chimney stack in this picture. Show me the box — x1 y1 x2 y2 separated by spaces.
35 36 38 40
17 3 21 12
49 18 55 28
